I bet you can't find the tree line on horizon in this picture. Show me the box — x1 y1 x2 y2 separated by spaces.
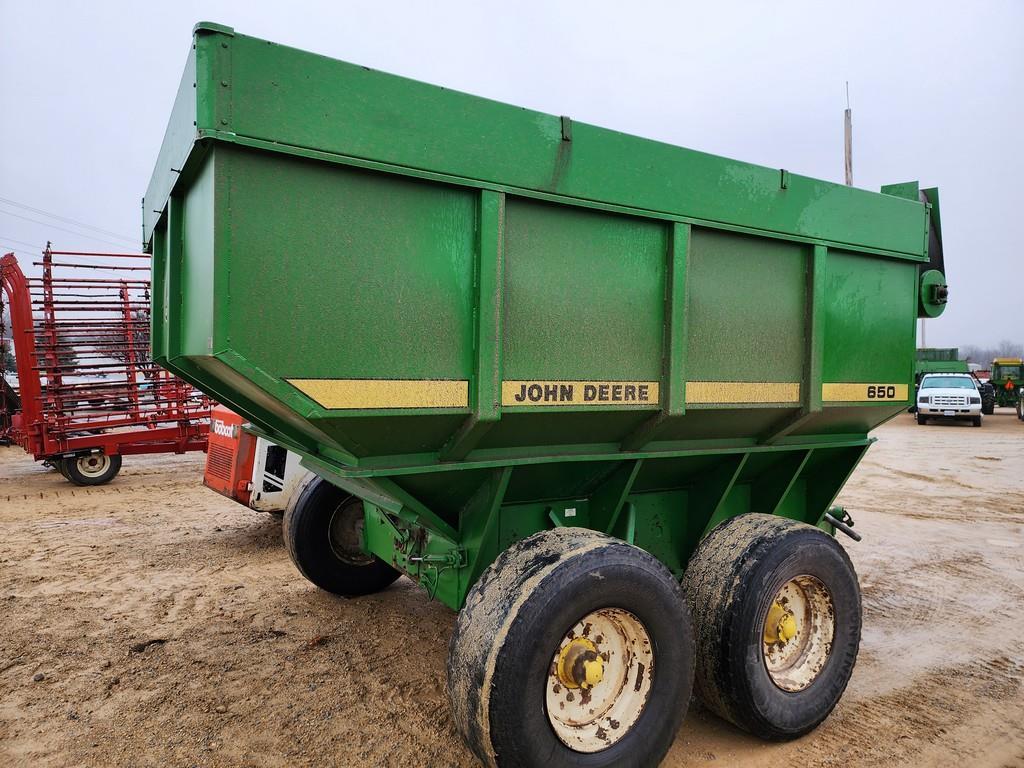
960 340 1024 365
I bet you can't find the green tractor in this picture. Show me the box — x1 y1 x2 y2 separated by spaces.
991 357 1023 409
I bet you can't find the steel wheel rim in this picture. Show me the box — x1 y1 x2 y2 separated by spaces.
76 454 111 479
545 608 654 752
327 498 374 566
762 575 835 692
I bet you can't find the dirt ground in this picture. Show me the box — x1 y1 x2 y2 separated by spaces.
1 411 1022 767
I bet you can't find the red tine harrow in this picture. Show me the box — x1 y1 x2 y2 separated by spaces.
0 245 210 484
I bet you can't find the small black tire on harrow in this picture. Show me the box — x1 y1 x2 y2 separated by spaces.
448 527 694 768
62 453 122 486
681 513 861 741
283 476 400 597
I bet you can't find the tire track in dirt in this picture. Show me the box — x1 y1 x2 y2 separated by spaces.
804 651 1024 767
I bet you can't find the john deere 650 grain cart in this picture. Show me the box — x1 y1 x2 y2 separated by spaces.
145 24 948 767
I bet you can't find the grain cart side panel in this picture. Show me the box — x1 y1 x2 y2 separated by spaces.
808 250 919 434
146 24 944 614
222 145 477 456
200 28 927 256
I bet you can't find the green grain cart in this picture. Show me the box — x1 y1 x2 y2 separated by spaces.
145 24 948 767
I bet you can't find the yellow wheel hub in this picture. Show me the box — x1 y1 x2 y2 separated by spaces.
556 637 605 689
761 576 836 692
763 600 798 645
546 608 653 753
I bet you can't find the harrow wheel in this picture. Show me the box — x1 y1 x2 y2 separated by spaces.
62 453 122 486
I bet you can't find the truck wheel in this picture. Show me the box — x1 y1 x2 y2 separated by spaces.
448 528 694 768
62 453 122 486
972 416 982 427
681 513 861 741
283 476 400 596
916 414 928 425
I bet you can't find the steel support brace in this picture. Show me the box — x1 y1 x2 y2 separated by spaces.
459 466 513 588
359 465 513 609
697 453 750 537
753 449 813 515
621 222 689 451
805 443 871 519
762 245 827 444
441 190 505 461
589 459 644 534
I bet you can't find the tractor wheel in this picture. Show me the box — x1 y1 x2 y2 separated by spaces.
448 528 693 767
681 513 861 741
916 414 928 425
972 416 982 427
62 453 122 486
283 476 400 597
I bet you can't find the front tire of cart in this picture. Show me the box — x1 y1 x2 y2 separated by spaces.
62 453 122 486
282 476 400 597
682 513 861 741
447 527 694 768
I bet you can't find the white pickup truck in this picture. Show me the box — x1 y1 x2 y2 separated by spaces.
916 373 983 427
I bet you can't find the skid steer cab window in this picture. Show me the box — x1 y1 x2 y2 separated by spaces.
920 376 976 389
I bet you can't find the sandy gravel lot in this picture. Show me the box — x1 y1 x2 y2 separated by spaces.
1 412 1022 767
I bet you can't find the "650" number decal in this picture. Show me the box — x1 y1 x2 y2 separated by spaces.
866 385 897 399
822 383 909 402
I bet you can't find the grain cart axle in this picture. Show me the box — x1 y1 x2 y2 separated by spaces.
145 23 947 766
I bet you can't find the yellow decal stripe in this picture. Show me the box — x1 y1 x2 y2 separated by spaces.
287 379 468 409
822 383 909 402
685 381 801 404
502 381 659 406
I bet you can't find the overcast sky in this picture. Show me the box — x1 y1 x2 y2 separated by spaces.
1 1 1021 348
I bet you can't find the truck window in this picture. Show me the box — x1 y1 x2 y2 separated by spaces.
920 377 976 389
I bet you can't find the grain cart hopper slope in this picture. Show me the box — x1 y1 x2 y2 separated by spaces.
146 23 947 767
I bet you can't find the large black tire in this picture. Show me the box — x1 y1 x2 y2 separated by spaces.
283 476 400 596
681 513 861 741
62 453 122 486
448 528 694 768
978 387 995 417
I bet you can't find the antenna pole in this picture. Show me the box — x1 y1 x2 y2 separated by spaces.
844 82 853 186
